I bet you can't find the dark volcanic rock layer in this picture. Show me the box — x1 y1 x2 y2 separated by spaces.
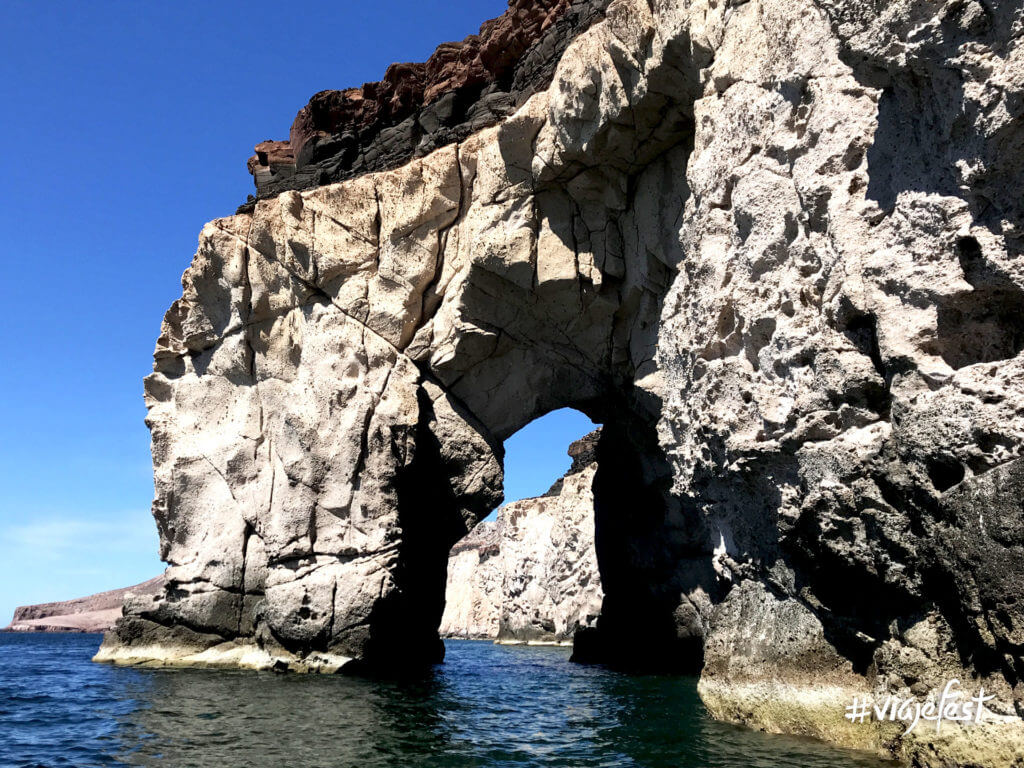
100 0 1024 765
244 0 612 204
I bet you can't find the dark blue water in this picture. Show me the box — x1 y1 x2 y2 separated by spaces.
0 633 893 767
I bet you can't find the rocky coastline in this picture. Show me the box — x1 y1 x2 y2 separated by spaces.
96 0 1024 764
440 432 603 645
5 577 165 634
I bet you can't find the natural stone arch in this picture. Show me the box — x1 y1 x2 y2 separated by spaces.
98 0 710 674
97 0 1024 763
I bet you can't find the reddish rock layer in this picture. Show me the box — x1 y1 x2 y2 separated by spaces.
244 0 609 201
287 0 569 156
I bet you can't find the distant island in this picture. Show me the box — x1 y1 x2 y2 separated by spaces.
4 577 164 634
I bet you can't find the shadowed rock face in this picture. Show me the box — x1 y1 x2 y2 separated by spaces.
100 0 1024 764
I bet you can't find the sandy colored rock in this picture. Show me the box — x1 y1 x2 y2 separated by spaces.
5 577 165 633
438 522 503 640
440 435 603 643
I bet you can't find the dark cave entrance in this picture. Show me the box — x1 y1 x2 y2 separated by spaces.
438 399 707 676
577 404 707 675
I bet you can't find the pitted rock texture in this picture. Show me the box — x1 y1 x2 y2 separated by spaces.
440 437 603 643
654 0 1024 763
102 0 1024 764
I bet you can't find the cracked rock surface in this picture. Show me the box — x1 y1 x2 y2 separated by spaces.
99 0 1024 764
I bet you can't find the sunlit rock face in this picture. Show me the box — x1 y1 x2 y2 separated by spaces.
99 0 696 678
438 521 503 640
440 435 603 644
98 0 1024 764
495 466 603 644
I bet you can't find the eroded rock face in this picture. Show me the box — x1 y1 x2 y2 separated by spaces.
438 521 503 640
440 436 603 644
497 463 603 643
653 0 1024 762
100 0 1024 764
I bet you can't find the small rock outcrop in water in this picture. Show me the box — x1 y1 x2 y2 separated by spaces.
99 0 1024 764
439 432 603 643
5 577 164 633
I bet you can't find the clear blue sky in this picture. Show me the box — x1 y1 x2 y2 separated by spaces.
0 1 595 623
489 408 596 521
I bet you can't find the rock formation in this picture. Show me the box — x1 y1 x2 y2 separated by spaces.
244 0 611 201
98 0 1024 764
6 577 164 633
439 432 603 643
438 521 503 640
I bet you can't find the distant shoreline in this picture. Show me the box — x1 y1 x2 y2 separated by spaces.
4 576 164 635
1 628 105 635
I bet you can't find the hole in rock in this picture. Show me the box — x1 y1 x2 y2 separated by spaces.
926 455 966 493
439 406 707 676
440 408 598 647
492 408 597 515
935 237 1024 369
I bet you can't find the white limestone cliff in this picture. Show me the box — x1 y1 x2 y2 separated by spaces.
439 458 603 644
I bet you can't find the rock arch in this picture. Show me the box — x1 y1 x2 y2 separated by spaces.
99 0 707 675
98 0 1024 764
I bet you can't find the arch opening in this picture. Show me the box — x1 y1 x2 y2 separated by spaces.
436 402 710 676
100 0 710 679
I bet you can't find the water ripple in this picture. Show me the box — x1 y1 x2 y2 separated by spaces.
0 634 895 767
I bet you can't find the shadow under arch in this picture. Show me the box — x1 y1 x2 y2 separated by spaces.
403 23 717 674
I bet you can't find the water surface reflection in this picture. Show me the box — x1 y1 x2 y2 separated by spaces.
0 634 895 768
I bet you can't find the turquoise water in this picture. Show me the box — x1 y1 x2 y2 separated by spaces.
0 633 893 767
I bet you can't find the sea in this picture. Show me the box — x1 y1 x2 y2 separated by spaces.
0 633 895 767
